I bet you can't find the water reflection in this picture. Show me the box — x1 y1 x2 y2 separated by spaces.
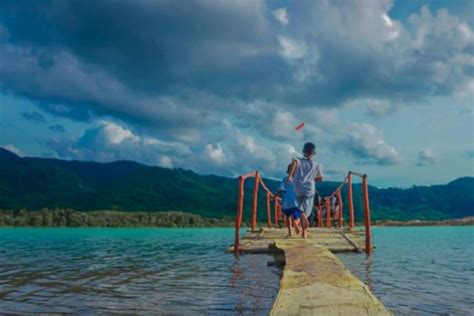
229 260 241 289
364 254 373 291
0 228 281 315
338 227 474 315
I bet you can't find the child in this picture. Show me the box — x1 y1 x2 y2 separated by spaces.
275 164 303 237
288 142 323 238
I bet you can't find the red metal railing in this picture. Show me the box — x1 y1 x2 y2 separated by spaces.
234 171 277 254
324 171 372 254
234 170 373 254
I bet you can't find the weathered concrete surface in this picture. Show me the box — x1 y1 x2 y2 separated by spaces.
270 239 390 315
229 228 390 315
227 228 366 253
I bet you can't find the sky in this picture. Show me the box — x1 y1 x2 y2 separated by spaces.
0 0 473 188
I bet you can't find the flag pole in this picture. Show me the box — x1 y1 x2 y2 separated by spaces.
303 123 306 143
294 121 305 146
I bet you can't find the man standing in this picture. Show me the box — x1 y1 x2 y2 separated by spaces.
288 142 323 237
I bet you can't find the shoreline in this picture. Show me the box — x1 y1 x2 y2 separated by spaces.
0 209 472 228
0 210 236 228
373 217 474 227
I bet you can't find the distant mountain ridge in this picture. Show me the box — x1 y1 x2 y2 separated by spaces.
1 148 473 221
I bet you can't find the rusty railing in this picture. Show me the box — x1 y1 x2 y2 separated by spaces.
234 170 373 254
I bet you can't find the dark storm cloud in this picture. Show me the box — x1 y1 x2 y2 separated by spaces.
0 0 471 128
20 111 46 123
48 124 65 133
0 0 472 171
0 0 283 98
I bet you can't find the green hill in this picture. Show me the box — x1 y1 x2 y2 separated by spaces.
0 148 473 221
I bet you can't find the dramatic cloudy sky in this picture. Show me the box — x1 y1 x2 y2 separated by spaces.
0 0 473 187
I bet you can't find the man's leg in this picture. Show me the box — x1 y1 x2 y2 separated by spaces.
301 194 315 238
301 214 309 238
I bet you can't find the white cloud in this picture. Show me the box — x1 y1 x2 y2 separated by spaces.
417 148 439 166
97 120 139 144
407 6 474 98
334 123 402 165
274 143 299 169
258 106 402 168
1 144 22 156
159 156 173 168
49 120 191 164
366 99 394 117
312 109 340 128
456 79 474 99
345 97 400 117
277 36 306 59
265 111 298 140
235 133 275 164
273 8 289 26
213 122 279 175
205 143 226 165
2 1 472 181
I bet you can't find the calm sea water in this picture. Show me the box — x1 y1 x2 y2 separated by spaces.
0 228 280 315
0 227 472 315
338 226 474 315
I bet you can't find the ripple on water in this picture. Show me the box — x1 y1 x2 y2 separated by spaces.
338 226 474 315
0 228 281 315
1 227 472 315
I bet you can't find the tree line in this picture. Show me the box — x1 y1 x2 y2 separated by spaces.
0 210 237 227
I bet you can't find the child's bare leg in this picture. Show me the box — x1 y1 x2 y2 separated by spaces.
286 216 292 236
293 219 301 234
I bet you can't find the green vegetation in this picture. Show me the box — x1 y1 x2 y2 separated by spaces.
0 148 473 225
0 210 236 227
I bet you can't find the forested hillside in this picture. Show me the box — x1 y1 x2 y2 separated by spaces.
1 148 472 221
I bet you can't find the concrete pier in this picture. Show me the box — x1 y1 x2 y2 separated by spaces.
229 228 390 315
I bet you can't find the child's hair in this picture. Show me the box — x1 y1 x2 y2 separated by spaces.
303 142 316 155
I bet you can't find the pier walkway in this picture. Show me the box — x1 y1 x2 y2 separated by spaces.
229 171 391 315
229 228 389 315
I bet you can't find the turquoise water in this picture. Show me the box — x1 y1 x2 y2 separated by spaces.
0 227 472 315
338 226 474 315
0 228 280 315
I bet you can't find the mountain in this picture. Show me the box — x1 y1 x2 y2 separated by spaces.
0 147 21 161
0 148 473 221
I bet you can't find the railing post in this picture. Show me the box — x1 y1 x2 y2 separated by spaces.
274 197 278 228
277 200 282 229
317 202 322 227
325 197 331 228
251 171 259 232
312 204 317 227
347 172 355 230
266 191 272 228
362 175 372 254
337 190 343 228
234 176 244 254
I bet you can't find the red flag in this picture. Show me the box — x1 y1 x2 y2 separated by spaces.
294 121 305 131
